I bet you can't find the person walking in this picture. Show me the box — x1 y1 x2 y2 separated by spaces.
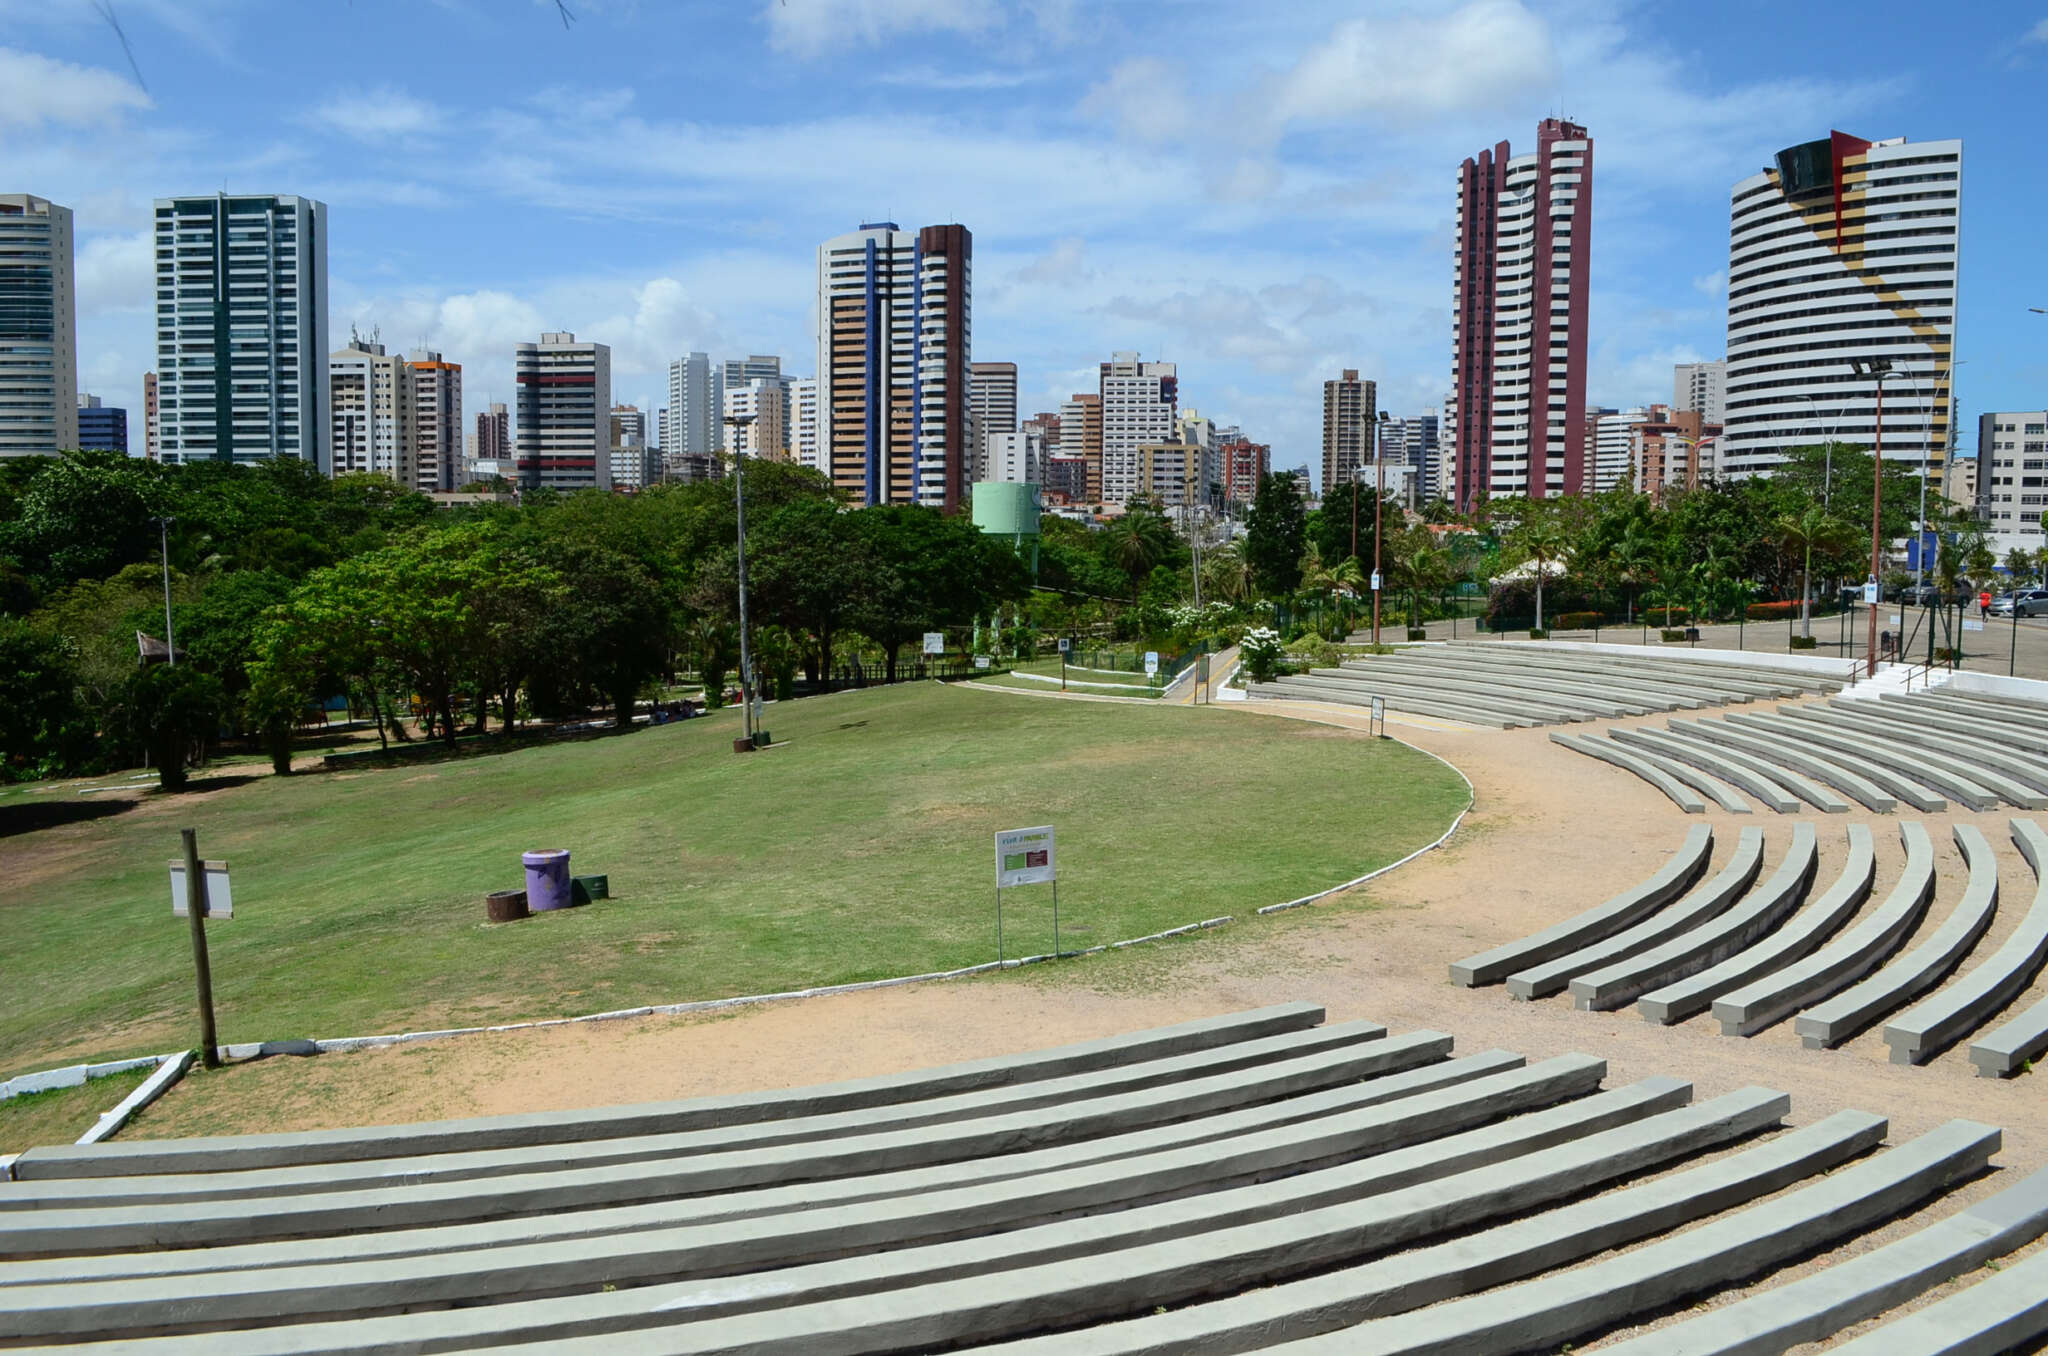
1980 589 1993 619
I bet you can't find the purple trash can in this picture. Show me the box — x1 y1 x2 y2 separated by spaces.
522 849 572 913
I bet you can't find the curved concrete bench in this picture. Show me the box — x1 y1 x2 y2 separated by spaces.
1675 717 1905 813
1824 1188 2048 1355
1570 824 1818 1013
1873 693 2048 757
1973 993 2048 1078
1506 830 1766 1001
1792 704 2048 796
1632 724 1849 813
1248 678 1523 729
1596 1160 2048 1356
1639 824 1874 1026
1451 825 1715 986
1262 1119 2001 1356
294 1086 1790 1356
1718 712 1954 812
1385 655 1729 708
1714 822 1936 1037
1612 726 1804 812
0 1050 1534 1291
0 1057 1625 1340
1886 818 2048 1066
0 1020 1398 1209
972 1109 1889 1356
1341 657 1684 714
1733 712 2014 811
1549 734 1717 814
5 1003 1326 1183
1796 823 2001 1050
1442 648 1813 705
1303 670 1608 723
0 1033 1456 1253
1260 674 1546 727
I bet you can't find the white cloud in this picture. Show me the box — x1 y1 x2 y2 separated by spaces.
2026 18 2048 44
1692 270 1727 297
1078 57 1198 145
74 231 154 317
765 0 1004 58
1266 2 1555 129
1007 237 1092 289
874 64 1044 91
310 87 445 140
0 46 149 129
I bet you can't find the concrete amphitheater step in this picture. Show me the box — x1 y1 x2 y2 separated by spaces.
1823 1185 2048 1355
1610 726 1805 812
1303 668 1620 722
1731 711 2019 811
1792 703 2048 795
1278 671 1564 725
0 1050 1534 1291
1796 823 2002 1050
1440 641 1841 691
1336 657 1682 713
1549 734 1720 813
1506 829 1767 1001
1451 825 1715 986
1673 716 1907 813
1638 824 1875 1027
4 1003 1328 1183
0 1056 1626 1341
1718 712 1962 811
1261 1119 2001 1356
1628 723 1851 813
980 1110 1888 1356
1714 822 1937 1037
1886 818 2048 1067
1570 824 1819 1014
1874 693 2048 757
1248 676 1529 728
1370 654 1728 707
1591 1160 2048 1356
0 1019 1402 1210
1430 648 1815 705
1908 687 2048 719
366 1085 1792 1356
0 1030 1459 1254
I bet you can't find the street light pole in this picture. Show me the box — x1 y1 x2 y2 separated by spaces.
153 515 176 665
1850 357 1894 677
1372 456 1384 644
727 413 758 750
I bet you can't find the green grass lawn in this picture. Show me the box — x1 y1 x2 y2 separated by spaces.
0 683 1467 1076
0 1067 152 1157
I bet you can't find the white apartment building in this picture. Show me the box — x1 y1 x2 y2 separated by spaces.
1179 407 1220 506
1722 134 1961 478
0 194 76 457
723 378 786 458
722 355 789 454
1099 350 1176 506
790 376 819 470
408 350 461 492
1591 406 1648 493
329 338 415 485
667 351 721 458
1977 412 2047 546
514 332 610 492
983 428 1047 485
154 194 328 470
1674 360 1726 422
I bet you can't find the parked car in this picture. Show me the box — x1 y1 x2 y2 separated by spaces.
1990 588 2048 618
1897 583 1942 606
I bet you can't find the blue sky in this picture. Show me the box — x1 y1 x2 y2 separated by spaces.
2 0 2044 486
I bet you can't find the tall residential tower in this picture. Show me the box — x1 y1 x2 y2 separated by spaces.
514 332 610 492
0 194 77 458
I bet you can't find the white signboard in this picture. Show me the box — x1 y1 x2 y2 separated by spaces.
1144 650 1160 677
1888 614 1902 626
1371 695 1385 723
1862 581 1879 605
169 860 233 919
922 632 945 655
1963 619 1985 632
995 825 1057 888
1370 572 1383 592
1058 637 1072 653
974 655 991 669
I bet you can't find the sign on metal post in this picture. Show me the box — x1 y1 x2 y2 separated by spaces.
1370 694 1386 738
922 632 944 656
1144 650 1159 678
1370 571 1382 592
1862 580 1879 605
1058 636 1071 653
1963 619 1985 632
169 860 233 918
974 655 991 669
993 825 1059 964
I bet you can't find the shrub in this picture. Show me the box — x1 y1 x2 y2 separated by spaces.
1555 611 1602 631
1935 646 1960 664
1528 628 1548 640
1291 636 1341 670
1647 605 1691 624
1789 634 1818 650
1407 627 1427 641
1746 601 1801 621
1661 628 1689 642
1240 626 1285 684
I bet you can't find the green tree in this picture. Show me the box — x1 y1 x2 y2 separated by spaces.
114 662 225 791
5 450 168 589
1099 500 1180 599
0 618 89 781
1506 516 1572 631
847 505 1030 681
1771 507 1855 637
1244 472 1307 596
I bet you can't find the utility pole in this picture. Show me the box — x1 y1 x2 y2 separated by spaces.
181 829 219 1069
1372 456 1385 644
154 516 176 664
727 413 758 750
1851 357 1894 677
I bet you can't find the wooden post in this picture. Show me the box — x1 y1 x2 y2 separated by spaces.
181 828 220 1069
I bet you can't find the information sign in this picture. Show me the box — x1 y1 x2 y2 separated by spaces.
974 655 991 669
169 860 233 919
1370 572 1382 592
922 632 945 655
1059 636 1072 653
995 825 1057 888
1862 581 1879 605
1963 619 1986 632
1144 650 1159 677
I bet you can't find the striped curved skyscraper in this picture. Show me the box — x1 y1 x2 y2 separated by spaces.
1721 133 1961 479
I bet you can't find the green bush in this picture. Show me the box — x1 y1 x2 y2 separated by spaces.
1240 626 1285 684
1528 628 1548 640
1789 634 1818 650
1554 611 1602 631
1661 628 1689 642
1747 600 1801 621
1406 627 1427 641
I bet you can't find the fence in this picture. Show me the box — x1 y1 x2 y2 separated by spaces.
799 656 1002 695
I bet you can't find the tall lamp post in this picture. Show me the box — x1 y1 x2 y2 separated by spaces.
1789 394 1842 641
152 516 176 665
725 413 758 751
1849 357 1896 676
1371 455 1385 644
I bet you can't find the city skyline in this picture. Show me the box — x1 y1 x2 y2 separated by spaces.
1 3 2043 488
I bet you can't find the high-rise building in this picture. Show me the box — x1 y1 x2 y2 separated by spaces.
329 337 416 485
0 194 76 458
1722 133 1961 479
1059 392 1102 502
970 360 1018 477
475 401 509 463
815 221 973 508
1099 352 1176 506
609 403 654 490
514 332 610 492
983 428 1047 485
1451 119 1593 507
721 355 789 454
723 378 786 459
1633 408 1722 504
1589 406 1644 494
1044 455 1088 503
1220 438 1270 507
75 394 126 454
153 194 328 469
1977 412 2047 545
667 352 721 459
142 371 159 459
407 350 462 493
1321 369 1376 491
791 376 819 470
1673 360 1726 422
1378 415 1442 501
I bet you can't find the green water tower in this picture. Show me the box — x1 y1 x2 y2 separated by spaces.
971 481 1042 579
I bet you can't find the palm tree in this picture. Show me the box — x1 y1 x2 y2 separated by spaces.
1101 511 1171 599
1202 543 1252 603
1605 524 1655 624
2004 547 2034 588
1771 507 1852 639
1508 517 1571 631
